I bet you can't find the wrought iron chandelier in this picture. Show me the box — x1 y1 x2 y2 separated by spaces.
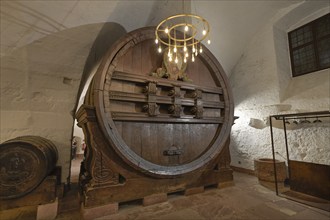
155 13 210 63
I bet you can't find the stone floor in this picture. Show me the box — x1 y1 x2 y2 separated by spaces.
1 161 329 220
55 171 329 220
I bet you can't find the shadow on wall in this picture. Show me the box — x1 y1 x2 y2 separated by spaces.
0 22 126 182
75 22 127 112
1 22 126 132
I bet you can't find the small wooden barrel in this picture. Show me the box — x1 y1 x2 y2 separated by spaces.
0 136 58 199
254 158 287 182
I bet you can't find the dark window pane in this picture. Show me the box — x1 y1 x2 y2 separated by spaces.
292 45 316 75
289 13 330 77
316 14 330 38
317 38 330 68
290 25 312 48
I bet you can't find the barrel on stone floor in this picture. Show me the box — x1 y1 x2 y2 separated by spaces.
76 27 235 209
81 27 234 178
0 136 58 199
254 158 287 182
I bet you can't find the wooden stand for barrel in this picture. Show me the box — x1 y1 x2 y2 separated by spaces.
76 27 234 213
0 136 59 210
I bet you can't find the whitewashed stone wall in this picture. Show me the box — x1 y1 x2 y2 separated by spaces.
0 26 96 182
229 4 330 170
0 22 128 183
0 1 186 184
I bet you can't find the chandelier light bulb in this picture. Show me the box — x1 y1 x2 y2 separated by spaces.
155 14 210 64
169 56 172 62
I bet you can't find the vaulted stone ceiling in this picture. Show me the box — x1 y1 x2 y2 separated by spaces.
1 0 306 77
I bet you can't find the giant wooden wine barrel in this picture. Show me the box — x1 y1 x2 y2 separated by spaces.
77 27 234 208
0 136 58 199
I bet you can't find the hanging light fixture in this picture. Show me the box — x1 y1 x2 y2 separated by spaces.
155 13 210 64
